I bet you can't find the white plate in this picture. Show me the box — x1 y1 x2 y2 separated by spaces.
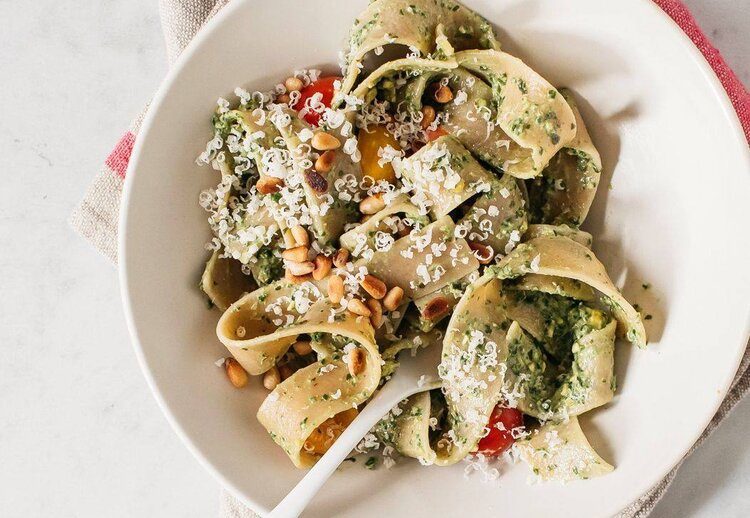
120 1 750 516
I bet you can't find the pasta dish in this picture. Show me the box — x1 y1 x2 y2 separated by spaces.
196 0 646 483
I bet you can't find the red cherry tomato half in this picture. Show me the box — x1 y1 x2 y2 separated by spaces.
476 406 524 456
291 76 341 126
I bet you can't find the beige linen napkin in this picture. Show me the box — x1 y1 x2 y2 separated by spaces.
69 1 750 516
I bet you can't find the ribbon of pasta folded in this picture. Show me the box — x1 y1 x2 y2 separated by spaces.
515 416 614 481
385 235 642 469
528 88 602 227
340 0 499 98
492 236 647 348
217 280 382 468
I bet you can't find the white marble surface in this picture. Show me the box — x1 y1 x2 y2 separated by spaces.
0 1 747 517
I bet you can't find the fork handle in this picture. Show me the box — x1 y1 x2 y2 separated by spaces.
265 380 439 518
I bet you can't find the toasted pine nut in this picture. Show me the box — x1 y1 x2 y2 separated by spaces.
315 150 336 173
286 260 315 276
312 254 332 281
367 298 383 328
225 358 249 388
360 274 387 299
359 193 385 215
276 93 290 104
346 348 365 376
421 105 436 129
434 85 454 103
347 298 372 317
383 286 404 311
263 366 281 390
327 274 345 304
467 241 494 265
282 245 309 263
284 76 304 92
256 176 284 195
422 295 450 321
311 131 341 151
285 269 313 284
279 364 294 380
332 248 350 268
290 225 309 246
293 340 313 356
235 326 246 339
282 228 296 248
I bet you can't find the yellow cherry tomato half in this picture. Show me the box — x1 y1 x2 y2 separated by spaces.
357 125 401 183
302 408 358 455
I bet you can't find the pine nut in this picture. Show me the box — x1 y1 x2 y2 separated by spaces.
422 295 450 321
347 348 365 376
421 105 436 129
263 366 281 390
284 76 304 92
467 241 494 265
383 286 404 311
256 176 284 195
311 131 341 151
327 274 345 304
282 228 296 248
225 358 249 388
347 298 372 317
286 260 315 276
290 225 309 246
315 150 336 173
293 340 313 356
367 299 383 328
359 193 385 215
285 269 313 284
312 254 332 281
332 248 350 268
282 245 309 263
276 93 290 104
434 85 454 103
360 274 387 299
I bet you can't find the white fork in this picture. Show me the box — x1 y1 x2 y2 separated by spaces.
266 342 443 518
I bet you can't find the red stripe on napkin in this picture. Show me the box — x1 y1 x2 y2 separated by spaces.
105 131 136 178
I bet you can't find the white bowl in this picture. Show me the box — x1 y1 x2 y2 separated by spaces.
120 0 750 516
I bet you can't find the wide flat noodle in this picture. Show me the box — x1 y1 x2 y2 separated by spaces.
387 278 512 465
528 88 602 227
398 135 495 218
458 173 528 253
271 107 355 243
441 68 534 175
341 0 499 97
492 236 647 348
339 194 422 255
364 215 480 300
515 416 614 482
351 57 458 101
525 224 592 248
505 319 616 419
456 50 577 177
506 274 597 302
217 281 381 468
200 250 258 311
